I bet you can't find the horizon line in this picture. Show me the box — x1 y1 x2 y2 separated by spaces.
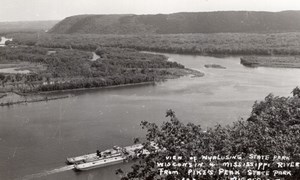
1 9 300 23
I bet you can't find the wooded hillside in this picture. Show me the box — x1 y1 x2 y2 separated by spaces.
50 11 300 34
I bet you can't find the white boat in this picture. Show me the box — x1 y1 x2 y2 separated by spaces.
66 152 97 164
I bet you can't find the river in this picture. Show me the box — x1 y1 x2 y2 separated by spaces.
1 53 300 179
0 36 13 47
91 52 100 61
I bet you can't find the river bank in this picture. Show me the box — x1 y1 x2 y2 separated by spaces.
241 56 300 68
26 67 204 94
0 82 155 106
0 91 70 107
37 81 156 94
0 95 69 106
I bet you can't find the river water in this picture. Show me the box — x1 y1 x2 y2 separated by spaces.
0 37 12 47
0 67 31 74
91 52 100 61
1 53 300 179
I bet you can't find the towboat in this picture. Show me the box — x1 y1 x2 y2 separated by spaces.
66 152 97 164
66 146 123 164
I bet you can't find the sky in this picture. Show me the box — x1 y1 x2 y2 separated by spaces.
1 0 300 22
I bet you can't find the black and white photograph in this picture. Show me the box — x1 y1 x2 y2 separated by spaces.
1 0 300 179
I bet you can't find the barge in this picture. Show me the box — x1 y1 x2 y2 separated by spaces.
67 142 157 171
74 156 126 171
67 144 144 171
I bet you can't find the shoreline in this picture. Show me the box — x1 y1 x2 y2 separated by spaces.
0 68 197 107
0 95 69 107
140 50 241 58
7 67 204 95
36 81 157 94
0 67 204 106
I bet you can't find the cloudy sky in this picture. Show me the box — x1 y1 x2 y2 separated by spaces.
1 0 300 22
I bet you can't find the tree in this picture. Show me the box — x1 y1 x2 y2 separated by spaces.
165 109 175 118
120 88 300 179
0 74 5 81
0 74 5 87
292 86 300 97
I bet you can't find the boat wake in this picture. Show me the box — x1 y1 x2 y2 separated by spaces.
19 165 74 180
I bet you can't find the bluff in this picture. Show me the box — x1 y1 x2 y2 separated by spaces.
49 11 300 34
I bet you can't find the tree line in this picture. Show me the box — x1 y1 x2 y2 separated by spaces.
118 88 300 179
0 43 185 92
7 32 300 56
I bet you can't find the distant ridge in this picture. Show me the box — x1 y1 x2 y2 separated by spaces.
0 20 59 34
49 11 300 34
0 20 59 33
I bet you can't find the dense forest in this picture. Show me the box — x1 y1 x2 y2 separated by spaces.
0 43 187 93
7 32 300 56
2 31 300 93
49 11 300 34
118 88 300 179
2 32 300 93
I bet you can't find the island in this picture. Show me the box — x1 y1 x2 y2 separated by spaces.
241 56 300 68
204 64 226 69
0 43 203 106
